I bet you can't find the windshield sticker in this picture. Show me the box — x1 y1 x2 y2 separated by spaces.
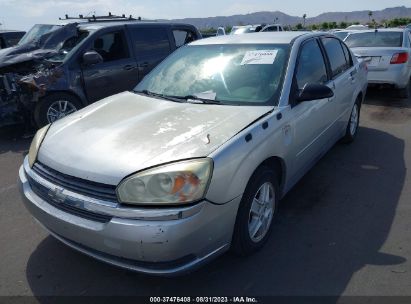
240 50 278 65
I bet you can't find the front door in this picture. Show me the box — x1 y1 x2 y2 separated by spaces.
81 30 138 103
288 38 337 182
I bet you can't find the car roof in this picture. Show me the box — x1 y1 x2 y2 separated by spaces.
191 31 313 45
77 21 194 31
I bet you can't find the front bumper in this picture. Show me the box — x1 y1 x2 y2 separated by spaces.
18 161 240 276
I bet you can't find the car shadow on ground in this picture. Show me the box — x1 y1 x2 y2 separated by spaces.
25 126 406 298
364 86 411 108
0 126 31 155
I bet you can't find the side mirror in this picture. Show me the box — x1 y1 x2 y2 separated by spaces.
82 50 103 65
296 83 334 102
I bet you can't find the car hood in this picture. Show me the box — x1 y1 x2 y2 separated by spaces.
38 91 272 185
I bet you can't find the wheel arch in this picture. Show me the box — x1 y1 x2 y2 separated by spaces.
40 90 87 107
251 156 287 198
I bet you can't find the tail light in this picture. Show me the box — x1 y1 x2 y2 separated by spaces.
390 52 409 64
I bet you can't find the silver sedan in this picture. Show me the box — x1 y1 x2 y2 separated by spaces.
345 28 411 98
19 32 368 275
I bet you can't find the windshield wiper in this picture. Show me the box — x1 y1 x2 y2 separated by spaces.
134 90 186 103
178 95 221 104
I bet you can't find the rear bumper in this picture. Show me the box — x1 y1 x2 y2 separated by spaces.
18 162 240 276
367 64 410 88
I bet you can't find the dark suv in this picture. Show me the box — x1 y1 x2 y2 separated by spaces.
0 21 201 128
0 30 25 49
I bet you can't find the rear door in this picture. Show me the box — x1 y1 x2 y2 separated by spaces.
81 29 138 102
128 26 172 81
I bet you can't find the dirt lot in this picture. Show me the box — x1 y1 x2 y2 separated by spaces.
0 88 410 301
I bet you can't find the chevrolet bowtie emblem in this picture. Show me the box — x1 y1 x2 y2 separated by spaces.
48 187 66 204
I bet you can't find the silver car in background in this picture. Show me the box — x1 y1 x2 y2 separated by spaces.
345 28 411 98
19 32 367 275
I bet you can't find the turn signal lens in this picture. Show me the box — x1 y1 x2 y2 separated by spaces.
28 125 50 168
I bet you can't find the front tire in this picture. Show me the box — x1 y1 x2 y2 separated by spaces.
231 166 279 256
34 93 82 128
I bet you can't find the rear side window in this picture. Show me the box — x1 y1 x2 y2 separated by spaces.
173 30 196 48
131 27 171 57
345 32 403 48
296 39 328 89
321 37 349 78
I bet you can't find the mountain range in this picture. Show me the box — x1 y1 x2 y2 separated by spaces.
166 6 411 29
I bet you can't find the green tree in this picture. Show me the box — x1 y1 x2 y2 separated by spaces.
339 21 347 28
321 22 329 30
296 23 303 30
329 22 337 29
310 24 318 30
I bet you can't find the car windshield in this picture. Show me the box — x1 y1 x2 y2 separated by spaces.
46 30 90 62
345 32 403 47
135 44 289 106
18 24 61 45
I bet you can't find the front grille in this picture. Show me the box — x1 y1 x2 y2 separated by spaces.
32 162 118 202
27 173 112 223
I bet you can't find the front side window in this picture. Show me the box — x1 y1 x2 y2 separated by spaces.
47 30 89 62
345 32 403 48
322 37 349 78
135 44 290 106
91 31 129 62
132 28 170 57
263 26 278 32
296 39 328 89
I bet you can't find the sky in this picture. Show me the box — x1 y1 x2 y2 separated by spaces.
0 0 410 30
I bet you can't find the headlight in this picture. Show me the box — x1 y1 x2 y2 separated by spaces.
117 158 213 205
28 125 50 168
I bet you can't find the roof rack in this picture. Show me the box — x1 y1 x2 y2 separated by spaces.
59 12 141 22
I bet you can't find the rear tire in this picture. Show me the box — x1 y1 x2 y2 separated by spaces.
341 99 361 144
34 93 82 128
231 166 279 256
